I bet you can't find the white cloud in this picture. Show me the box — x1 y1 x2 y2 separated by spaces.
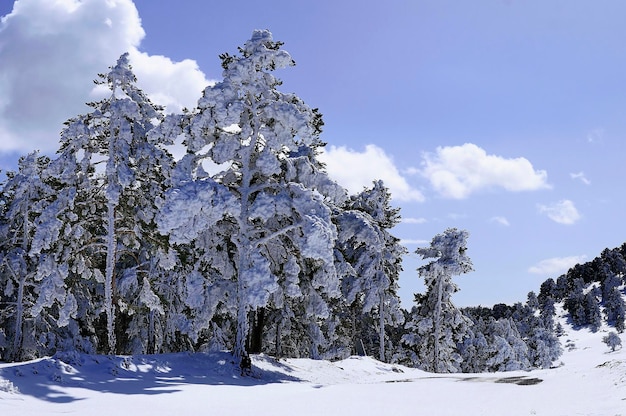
419 143 550 199
127 51 214 114
0 0 211 154
528 255 588 276
538 199 581 225
319 144 425 202
402 217 427 224
570 171 591 185
400 238 429 246
490 216 510 226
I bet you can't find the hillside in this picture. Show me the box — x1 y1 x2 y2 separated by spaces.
1 305 624 416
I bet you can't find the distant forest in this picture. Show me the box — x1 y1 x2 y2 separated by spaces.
0 31 623 374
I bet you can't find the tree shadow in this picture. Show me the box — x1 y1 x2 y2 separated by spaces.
0 352 302 404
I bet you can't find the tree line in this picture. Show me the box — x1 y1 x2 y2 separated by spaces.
2 30 620 372
0 31 406 366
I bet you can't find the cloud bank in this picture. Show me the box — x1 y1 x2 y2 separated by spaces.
528 255 588 276
319 144 425 202
0 0 211 154
419 143 550 199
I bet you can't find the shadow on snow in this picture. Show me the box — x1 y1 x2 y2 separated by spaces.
0 352 301 404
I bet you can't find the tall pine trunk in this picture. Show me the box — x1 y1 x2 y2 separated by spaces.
433 274 444 373
275 320 282 358
379 292 385 362
249 307 265 354
13 274 25 361
104 200 116 354
234 138 255 362
13 207 30 361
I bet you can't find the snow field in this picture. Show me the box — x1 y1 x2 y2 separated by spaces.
1 318 624 416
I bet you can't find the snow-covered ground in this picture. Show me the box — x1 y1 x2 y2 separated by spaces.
1 317 624 416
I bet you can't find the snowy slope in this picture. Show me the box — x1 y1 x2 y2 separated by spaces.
1 316 624 416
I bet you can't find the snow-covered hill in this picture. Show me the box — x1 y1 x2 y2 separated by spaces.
1 314 624 416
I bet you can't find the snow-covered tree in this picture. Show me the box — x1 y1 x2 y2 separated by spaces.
604 287 625 333
564 281 587 327
601 270 623 304
584 290 602 332
484 318 531 372
335 180 406 361
257 140 347 359
35 53 168 354
0 152 55 360
526 325 562 368
603 331 622 352
458 323 490 373
156 176 239 351
600 248 626 282
402 228 473 373
158 30 339 363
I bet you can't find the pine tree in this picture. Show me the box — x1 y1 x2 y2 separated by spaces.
335 180 406 361
584 290 602 332
604 287 625 333
458 322 490 373
601 271 622 304
0 152 55 360
600 248 626 280
158 30 339 364
564 281 587 327
402 228 473 373
262 139 348 359
527 325 562 368
37 53 167 354
527 291 539 310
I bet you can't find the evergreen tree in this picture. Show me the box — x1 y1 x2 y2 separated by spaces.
458 322 490 373
538 295 556 330
0 152 55 360
484 318 530 372
158 30 338 364
402 228 473 373
600 271 622 304
584 290 602 332
36 53 168 354
600 248 626 280
564 282 587 327
527 291 539 310
335 181 406 361
263 140 347 359
527 325 562 368
604 287 625 333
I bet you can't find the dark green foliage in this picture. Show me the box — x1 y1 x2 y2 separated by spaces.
604 287 625 333
584 291 602 332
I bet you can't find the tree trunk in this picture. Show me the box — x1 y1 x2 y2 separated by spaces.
433 275 444 373
13 207 30 361
275 319 282 358
234 104 260 366
13 274 25 361
104 200 117 354
234 143 254 362
249 307 265 354
379 292 385 362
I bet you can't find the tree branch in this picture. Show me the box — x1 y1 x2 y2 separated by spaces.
254 223 299 248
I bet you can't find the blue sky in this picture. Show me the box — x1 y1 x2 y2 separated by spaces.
2 0 626 307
